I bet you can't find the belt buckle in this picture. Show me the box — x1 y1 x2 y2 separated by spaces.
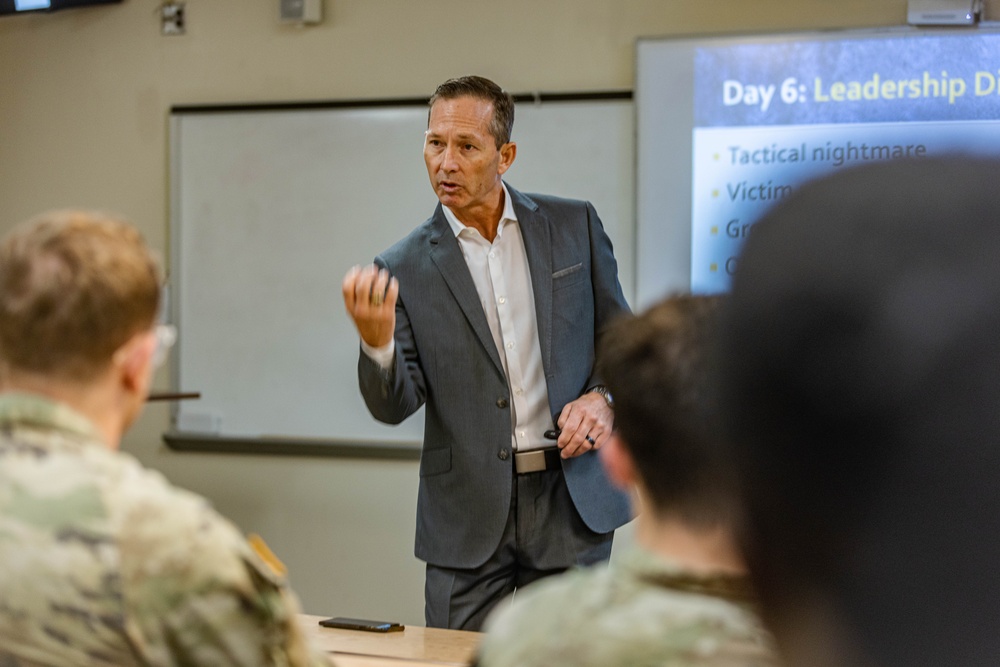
514 447 559 474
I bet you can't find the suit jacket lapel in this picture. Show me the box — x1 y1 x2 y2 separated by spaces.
427 206 506 378
510 186 553 375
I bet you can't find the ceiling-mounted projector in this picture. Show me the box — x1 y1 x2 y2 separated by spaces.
908 0 982 25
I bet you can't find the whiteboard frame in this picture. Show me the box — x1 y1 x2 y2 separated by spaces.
167 91 634 457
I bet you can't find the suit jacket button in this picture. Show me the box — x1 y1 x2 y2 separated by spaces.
498 449 509 461
496 398 508 409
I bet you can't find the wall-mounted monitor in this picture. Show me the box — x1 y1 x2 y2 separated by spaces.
636 27 1000 305
0 0 122 15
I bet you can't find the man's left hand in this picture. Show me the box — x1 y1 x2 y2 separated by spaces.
555 392 613 459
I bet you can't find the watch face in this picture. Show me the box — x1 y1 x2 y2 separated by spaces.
591 385 613 407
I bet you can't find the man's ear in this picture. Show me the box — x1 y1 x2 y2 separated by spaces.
114 331 155 394
601 432 637 491
497 141 516 176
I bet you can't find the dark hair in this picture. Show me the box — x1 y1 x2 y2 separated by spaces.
429 75 515 148
598 294 731 524
718 157 1000 666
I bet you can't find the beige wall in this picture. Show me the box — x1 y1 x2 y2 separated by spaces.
0 0 972 624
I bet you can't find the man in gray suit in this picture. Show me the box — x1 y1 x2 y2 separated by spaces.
342 76 632 630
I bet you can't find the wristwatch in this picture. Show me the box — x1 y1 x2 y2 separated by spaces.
587 384 614 409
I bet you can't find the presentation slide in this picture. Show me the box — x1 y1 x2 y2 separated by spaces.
637 29 1000 301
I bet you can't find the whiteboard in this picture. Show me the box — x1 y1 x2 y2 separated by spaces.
169 97 634 446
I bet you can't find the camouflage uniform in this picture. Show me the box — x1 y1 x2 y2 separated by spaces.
0 393 328 666
477 546 780 667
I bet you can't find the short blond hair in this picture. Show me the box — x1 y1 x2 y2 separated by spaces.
0 210 161 381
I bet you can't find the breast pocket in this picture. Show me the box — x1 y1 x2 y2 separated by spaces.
552 262 590 331
552 262 585 290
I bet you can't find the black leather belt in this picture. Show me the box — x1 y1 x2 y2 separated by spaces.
514 446 562 474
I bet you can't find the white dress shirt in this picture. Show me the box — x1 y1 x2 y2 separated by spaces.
362 183 554 452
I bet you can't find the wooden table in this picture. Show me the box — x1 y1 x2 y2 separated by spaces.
299 615 482 666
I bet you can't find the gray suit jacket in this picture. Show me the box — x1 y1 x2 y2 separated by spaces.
359 185 632 569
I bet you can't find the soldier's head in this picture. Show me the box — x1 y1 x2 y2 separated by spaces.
597 294 733 527
0 211 164 439
717 157 1000 667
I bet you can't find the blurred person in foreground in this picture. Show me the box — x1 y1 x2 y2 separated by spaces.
476 295 779 667
718 157 1000 667
0 211 327 666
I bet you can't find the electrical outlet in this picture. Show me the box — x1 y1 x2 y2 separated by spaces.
280 0 322 24
161 2 185 35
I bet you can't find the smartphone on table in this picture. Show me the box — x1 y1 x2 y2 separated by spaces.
318 616 405 633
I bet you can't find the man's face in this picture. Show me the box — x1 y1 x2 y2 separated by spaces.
424 96 514 221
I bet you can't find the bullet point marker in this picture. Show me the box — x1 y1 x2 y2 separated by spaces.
712 189 719 198
709 263 718 272
710 226 719 235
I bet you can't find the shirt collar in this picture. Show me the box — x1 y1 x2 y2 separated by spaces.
620 545 758 605
0 391 106 446
443 182 518 239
